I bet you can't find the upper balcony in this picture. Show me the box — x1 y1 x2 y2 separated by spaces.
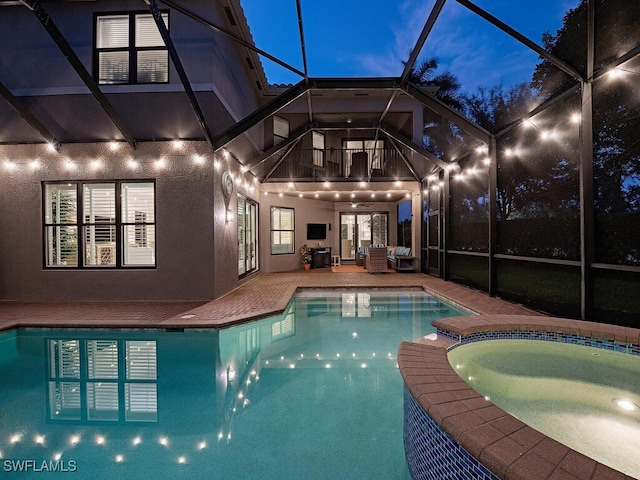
263 146 417 183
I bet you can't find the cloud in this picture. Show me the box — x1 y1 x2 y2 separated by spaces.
353 0 567 93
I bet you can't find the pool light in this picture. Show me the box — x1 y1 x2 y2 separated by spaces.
115 454 124 463
132 436 142 446
613 398 639 412
198 441 207 450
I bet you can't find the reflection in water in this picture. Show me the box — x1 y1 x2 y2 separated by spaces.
0 290 468 479
47 339 157 422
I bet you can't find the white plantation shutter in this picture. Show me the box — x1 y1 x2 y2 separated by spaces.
48 382 81 419
49 340 80 378
273 116 289 144
96 15 129 48
44 185 78 267
126 341 157 380
125 383 157 421
87 382 119 420
272 315 294 339
96 13 168 84
84 184 116 266
126 341 157 421
87 340 118 379
46 338 158 422
48 340 81 419
270 207 294 254
135 14 168 47
122 183 156 266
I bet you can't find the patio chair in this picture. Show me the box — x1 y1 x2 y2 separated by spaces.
365 246 387 273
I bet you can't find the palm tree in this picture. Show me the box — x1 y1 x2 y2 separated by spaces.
404 57 465 159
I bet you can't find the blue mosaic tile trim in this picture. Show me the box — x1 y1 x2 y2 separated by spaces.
437 329 460 341
437 328 640 357
404 386 499 480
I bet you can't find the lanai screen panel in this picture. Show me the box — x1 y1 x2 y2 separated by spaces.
591 4 640 323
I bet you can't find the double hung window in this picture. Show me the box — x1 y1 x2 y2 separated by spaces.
44 180 156 268
273 117 289 145
270 207 294 254
95 12 169 84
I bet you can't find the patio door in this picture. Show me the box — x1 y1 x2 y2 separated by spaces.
238 195 258 277
424 180 441 276
339 213 388 261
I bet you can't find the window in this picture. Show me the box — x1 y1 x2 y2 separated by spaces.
273 116 289 145
270 206 294 254
44 181 155 268
95 12 169 85
312 131 325 167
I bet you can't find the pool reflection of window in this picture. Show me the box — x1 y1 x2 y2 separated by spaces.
47 339 157 422
341 293 371 318
272 306 295 341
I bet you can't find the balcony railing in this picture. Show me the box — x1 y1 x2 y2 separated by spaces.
266 148 415 181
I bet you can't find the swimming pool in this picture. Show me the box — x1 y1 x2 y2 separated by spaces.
448 340 640 477
0 289 469 479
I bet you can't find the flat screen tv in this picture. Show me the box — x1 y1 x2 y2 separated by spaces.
307 223 327 240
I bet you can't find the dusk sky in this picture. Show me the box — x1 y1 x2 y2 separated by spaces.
240 0 580 94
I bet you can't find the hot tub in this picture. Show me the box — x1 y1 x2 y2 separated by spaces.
448 339 640 477
399 314 640 480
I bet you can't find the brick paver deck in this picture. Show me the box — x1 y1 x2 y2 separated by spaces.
0 270 541 331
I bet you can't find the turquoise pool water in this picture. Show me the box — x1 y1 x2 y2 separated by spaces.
449 340 640 477
0 289 469 479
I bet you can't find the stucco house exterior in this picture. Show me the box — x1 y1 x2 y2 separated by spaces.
0 0 430 302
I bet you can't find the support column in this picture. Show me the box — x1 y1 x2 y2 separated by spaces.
442 168 450 281
488 137 498 296
580 0 595 320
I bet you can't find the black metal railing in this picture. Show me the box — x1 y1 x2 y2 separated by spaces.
266 148 415 181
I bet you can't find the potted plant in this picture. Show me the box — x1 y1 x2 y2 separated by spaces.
300 244 312 270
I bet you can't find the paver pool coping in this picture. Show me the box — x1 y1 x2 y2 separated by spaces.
399 315 640 480
0 271 540 332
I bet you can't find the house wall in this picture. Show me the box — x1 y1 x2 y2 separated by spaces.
212 157 262 298
258 195 407 272
0 1 268 302
0 141 218 302
259 194 336 273
0 1 262 144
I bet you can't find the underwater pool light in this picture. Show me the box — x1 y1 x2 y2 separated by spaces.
613 398 639 412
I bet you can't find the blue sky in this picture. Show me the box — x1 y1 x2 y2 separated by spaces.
240 0 579 94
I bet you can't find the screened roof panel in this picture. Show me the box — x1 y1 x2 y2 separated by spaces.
419 1 548 94
471 0 582 45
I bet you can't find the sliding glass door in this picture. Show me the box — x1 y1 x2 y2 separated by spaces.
339 212 388 261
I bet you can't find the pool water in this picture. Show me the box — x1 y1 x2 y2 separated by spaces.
448 340 640 477
0 289 468 479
